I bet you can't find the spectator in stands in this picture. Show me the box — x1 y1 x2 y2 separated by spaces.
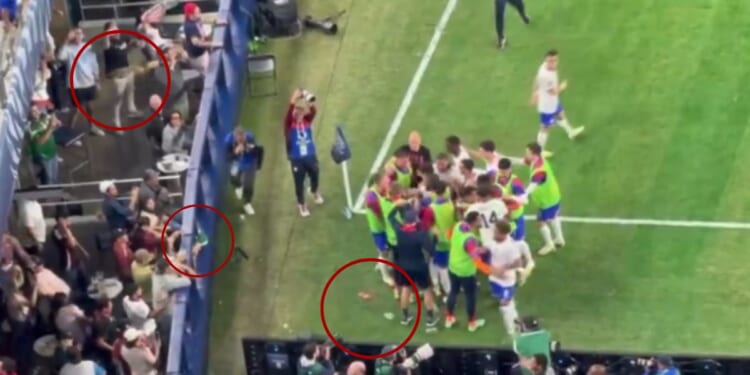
59 344 106 375
161 111 189 154
155 45 190 119
346 361 366 375
112 229 135 281
297 342 334 375
53 293 89 346
58 27 104 136
586 364 607 375
17 198 46 254
652 356 680 375
50 211 89 287
138 169 171 215
100 180 138 231
31 256 71 297
182 3 217 76
2 234 34 270
121 328 160 375
4 282 36 374
91 298 118 373
102 21 142 129
146 95 166 152
33 59 54 111
0 0 17 29
111 323 131 375
28 105 62 185
396 131 432 188
122 284 159 335
132 249 155 299
0 357 18 375
131 217 161 254
151 259 190 318
225 127 263 216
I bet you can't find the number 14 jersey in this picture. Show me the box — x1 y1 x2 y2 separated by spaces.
465 199 509 246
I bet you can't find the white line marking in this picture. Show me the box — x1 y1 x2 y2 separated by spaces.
350 209 750 229
352 0 458 211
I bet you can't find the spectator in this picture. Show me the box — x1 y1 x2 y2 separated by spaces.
346 361 366 375
4 282 36 374
161 111 189 154
651 356 680 375
0 0 17 28
27 105 61 185
0 357 18 375
121 328 160 375
50 211 89 286
225 127 263 216
90 299 117 373
57 27 104 136
100 180 138 231
145 95 166 152
17 198 46 254
112 229 135 281
137 169 171 215
155 46 190 119
396 131 432 187
102 21 142 129
122 284 159 333
587 364 607 375
182 3 217 75
53 293 88 345
31 256 71 297
2 234 34 270
297 342 334 375
32 59 54 111
131 249 155 299
151 259 190 319
111 323 131 375
130 217 161 254
59 345 106 375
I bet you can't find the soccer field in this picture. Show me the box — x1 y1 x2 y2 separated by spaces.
207 0 750 373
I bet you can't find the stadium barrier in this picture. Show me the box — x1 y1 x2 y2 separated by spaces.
164 0 251 373
242 338 750 375
0 0 51 235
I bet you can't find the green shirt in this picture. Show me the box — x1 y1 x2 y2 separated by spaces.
513 329 552 364
28 116 57 160
374 359 394 375
298 361 327 375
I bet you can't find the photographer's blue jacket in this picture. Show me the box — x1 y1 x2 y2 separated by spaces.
224 130 261 171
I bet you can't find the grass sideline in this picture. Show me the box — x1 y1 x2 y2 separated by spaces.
207 0 750 373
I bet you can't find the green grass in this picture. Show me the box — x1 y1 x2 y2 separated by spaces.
207 0 750 372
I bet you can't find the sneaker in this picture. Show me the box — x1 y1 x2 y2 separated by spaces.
498 37 507 50
555 240 566 248
298 205 310 217
400 314 415 326
72 140 83 147
521 14 531 24
425 314 440 328
468 319 486 332
538 244 556 255
243 203 255 215
90 127 105 136
444 315 456 329
568 126 585 140
234 187 243 200
311 191 324 205
542 150 554 158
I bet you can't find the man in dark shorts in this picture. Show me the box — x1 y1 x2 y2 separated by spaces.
388 201 439 328
57 27 103 135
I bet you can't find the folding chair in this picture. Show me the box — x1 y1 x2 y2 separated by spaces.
246 54 278 97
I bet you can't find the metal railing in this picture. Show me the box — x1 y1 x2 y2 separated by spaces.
71 0 218 26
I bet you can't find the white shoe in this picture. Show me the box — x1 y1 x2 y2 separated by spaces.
243 203 255 215
234 187 243 200
568 126 585 140
433 286 442 297
298 205 310 217
90 127 105 136
538 244 556 255
393 288 400 299
555 239 566 248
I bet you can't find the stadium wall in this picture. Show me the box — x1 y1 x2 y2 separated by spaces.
165 0 251 374
0 0 51 235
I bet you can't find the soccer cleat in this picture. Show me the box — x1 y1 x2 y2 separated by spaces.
522 14 531 25
468 319 486 332
555 240 566 248
234 187 243 200
243 203 255 216
538 244 556 255
401 314 415 326
298 205 310 217
568 126 585 140
498 37 508 50
444 315 456 329
425 314 440 328
542 150 554 158
309 189 325 204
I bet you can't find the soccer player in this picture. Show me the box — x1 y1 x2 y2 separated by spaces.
434 153 463 189
522 142 564 255
496 158 527 240
420 180 455 297
531 50 584 150
445 135 471 165
385 149 414 189
380 183 408 298
469 140 525 175
459 159 478 187
495 0 530 50
455 185 478 218
487 220 527 336
445 211 490 332
364 172 394 286
465 182 509 247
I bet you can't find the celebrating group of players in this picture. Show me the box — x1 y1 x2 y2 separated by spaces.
361 49 584 337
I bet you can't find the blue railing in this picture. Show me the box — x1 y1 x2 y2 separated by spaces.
0 0 51 234
165 0 251 373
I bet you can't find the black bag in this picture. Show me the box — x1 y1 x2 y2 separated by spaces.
330 125 351 164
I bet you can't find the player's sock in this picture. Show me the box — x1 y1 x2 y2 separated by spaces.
536 130 548 147
438 268 451 295
377 255 394 285
539 223 554 247
551 217 565 244
557 118 575 135
500 301 519 336
429 262 439 289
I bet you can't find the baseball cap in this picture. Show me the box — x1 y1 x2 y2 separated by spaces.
99 180 115 194
184 2 199 16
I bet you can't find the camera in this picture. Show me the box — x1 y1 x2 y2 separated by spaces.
301 89 316 103
378 344 435 374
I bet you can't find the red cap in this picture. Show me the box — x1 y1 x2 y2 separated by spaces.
184 2 199 16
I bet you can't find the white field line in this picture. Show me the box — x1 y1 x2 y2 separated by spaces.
349 208 750 229
351 0 458 211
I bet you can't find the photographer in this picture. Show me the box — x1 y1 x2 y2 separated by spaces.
513 316 554 375
225 127 264 216
284 89 324 217
375 344 434 375
297 342 335 375
511 353 548 375
643 356 680 375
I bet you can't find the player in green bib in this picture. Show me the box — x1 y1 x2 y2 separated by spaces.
422 180 455 298
386 149 413 188
496 158 527 241
444 212 491 332
523 143 564 256
364 172 394 286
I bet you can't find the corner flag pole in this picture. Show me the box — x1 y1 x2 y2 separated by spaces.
342 160 354 212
